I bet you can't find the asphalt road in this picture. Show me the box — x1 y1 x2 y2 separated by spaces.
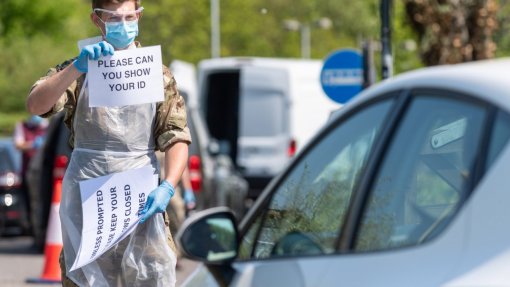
0 236 199 287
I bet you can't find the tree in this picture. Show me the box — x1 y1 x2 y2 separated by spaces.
139 0 380 63
0 0 93 113
2 0 449 117
404 0 498 65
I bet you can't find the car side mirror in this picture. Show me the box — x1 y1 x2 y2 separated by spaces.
176 207 239 264
207 138 220 157
208 138 231 157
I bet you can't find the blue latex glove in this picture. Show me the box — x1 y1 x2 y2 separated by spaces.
184 189 196 210
140 180 175 223
32 136 45 149
73 41 114 73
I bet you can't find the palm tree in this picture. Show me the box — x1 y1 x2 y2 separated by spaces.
405 0 498 65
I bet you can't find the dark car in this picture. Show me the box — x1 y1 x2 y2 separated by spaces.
0 137 30 236
26 111 71 251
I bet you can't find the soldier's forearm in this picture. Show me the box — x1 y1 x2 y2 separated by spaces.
27 64 82 115
163 142 188 188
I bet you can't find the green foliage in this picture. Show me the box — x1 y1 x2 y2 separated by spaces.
138 0 211 65
139 0 380 64
0 112 26 136
1 0 81 40
2 0 386 115
494 0 510 57
393 0 423 73
7 0 507 115
0 0 95 114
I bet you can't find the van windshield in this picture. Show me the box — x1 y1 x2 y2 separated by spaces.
241 92 286 137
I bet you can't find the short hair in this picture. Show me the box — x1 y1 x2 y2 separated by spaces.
92 0 141 10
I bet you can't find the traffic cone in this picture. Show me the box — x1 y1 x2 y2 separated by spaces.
27 179 63 284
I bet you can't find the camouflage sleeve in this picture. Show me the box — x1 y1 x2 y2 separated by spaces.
30 58 78 118
155 65 192 152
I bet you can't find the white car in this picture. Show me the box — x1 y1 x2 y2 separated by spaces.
176 58 510 287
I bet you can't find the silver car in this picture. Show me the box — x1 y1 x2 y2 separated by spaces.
177 58 510 287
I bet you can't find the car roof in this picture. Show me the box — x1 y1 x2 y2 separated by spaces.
353 58 510 113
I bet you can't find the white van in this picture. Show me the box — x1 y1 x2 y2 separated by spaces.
197 57 341 197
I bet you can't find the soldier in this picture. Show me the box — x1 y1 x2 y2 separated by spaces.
26 0 190 286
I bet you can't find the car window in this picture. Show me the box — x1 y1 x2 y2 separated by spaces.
355 95 487 252
240 92 286 137
239 99 395 260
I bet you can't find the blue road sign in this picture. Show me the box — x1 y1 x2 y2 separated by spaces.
321 49 363 104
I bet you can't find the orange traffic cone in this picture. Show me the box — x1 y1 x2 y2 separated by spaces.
27 178 63 284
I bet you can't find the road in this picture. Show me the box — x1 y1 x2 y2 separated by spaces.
0 236 199 287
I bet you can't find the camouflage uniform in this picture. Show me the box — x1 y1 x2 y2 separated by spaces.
32 43 190 286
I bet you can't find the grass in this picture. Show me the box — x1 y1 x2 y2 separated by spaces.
0 112 29 137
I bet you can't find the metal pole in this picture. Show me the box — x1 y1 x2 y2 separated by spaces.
211 0 220 58
381 0 393 79
301 24 311 59
362 39 376 89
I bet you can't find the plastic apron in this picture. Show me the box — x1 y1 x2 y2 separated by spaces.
60 75 177 287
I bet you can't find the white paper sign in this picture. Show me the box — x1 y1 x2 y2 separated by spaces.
70 165 158 271
87 45 164 107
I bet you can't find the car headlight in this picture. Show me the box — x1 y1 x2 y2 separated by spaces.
0 172 21 187
0 194 14 207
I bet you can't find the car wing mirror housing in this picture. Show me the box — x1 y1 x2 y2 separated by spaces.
176 207 239 264
207 138 220 157
208 138 231 157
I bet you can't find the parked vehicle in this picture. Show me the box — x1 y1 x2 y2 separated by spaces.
0 138 30 236
197 57 341 198
26 112 71 250
178 58 510 287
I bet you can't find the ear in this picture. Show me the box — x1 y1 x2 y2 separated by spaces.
90 12 106 35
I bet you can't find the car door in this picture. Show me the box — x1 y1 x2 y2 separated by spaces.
230 96 397 286
231 90 499 287
237 66 290 179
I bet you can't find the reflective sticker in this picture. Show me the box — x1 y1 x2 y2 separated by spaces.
431 118 467 149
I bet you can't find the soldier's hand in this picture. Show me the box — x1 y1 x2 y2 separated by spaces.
73 41 114 73
140 180 175 223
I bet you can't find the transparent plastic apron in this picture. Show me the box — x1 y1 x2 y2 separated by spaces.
60 76 177 287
